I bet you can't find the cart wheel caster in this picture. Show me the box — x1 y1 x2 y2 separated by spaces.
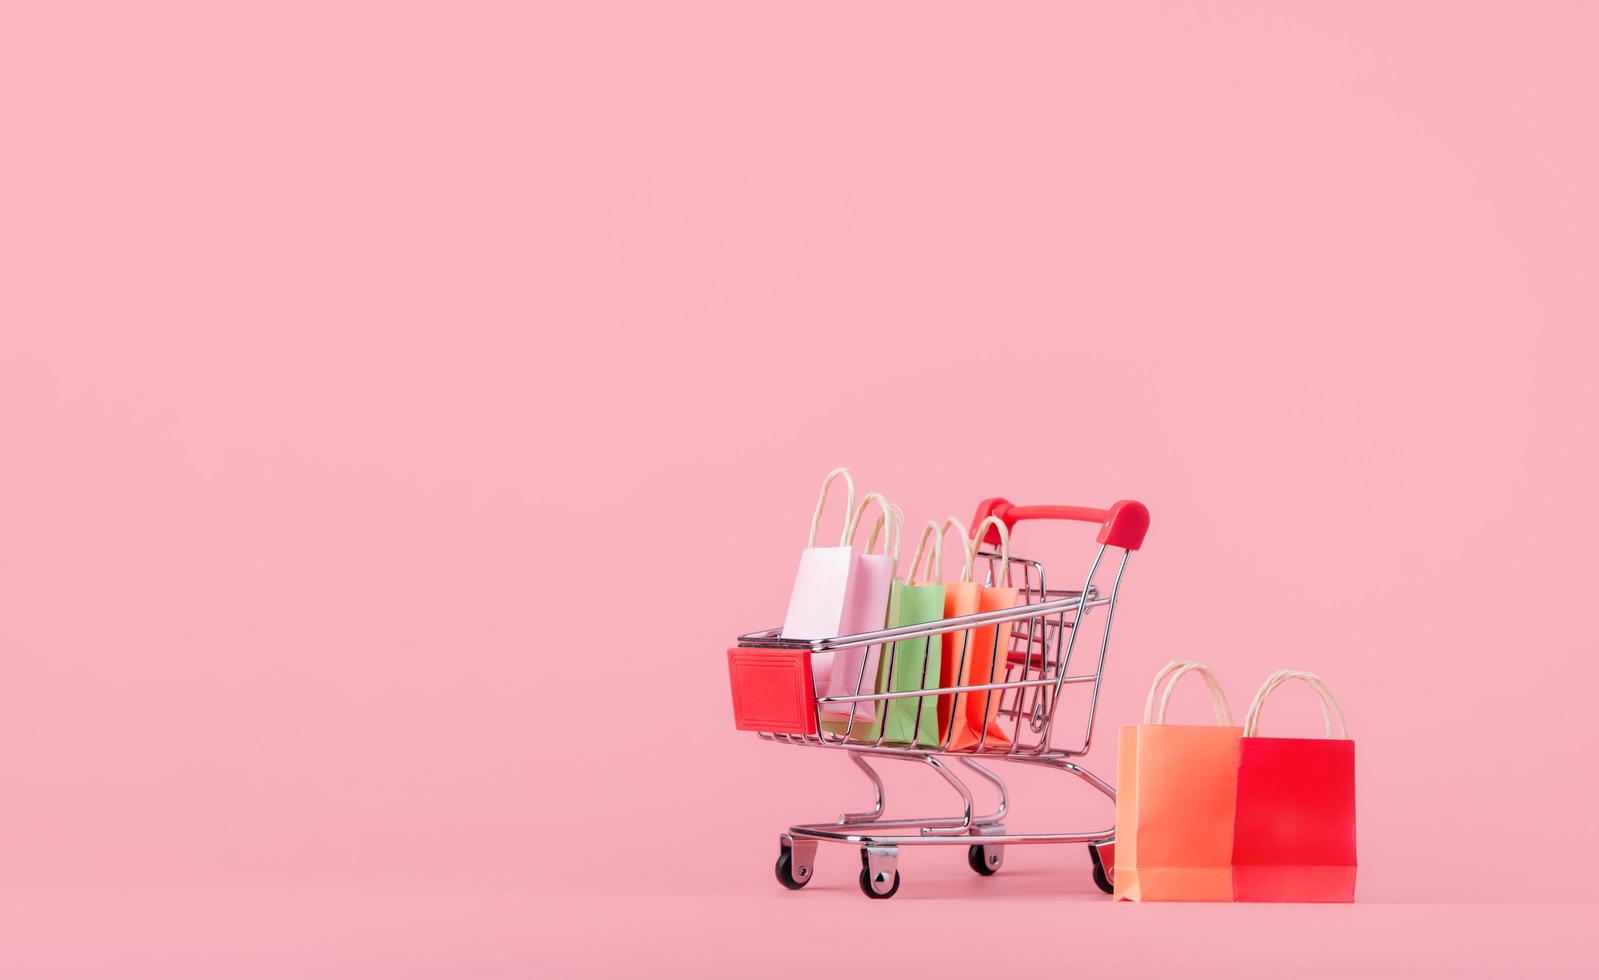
967 844 1002 876
1088 843 1114 895
858 866 900 899
775 845 811 890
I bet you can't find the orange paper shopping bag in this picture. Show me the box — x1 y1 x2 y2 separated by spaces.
943 516 1019 750
933 517 980 745
1114 660 1242 902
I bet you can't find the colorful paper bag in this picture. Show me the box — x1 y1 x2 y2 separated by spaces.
780 468 857 649
956 516 1020 750
1232 670 1357 902
854 520 945 746
820 494 900 728
933 516 979 744
1114 660 1242 902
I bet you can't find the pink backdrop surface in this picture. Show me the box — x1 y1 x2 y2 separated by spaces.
3 1 1597 975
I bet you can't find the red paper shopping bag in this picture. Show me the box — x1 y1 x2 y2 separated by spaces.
1232 670 1357 902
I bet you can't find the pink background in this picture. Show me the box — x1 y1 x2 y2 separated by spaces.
3 1 1597 975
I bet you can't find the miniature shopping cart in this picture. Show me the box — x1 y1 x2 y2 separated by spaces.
729 497 1149 899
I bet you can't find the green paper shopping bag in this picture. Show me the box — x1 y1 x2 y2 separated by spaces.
868 519 947 746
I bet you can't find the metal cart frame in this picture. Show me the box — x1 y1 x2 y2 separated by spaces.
736 497 1149 898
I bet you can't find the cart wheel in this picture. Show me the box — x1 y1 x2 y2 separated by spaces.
1092 861 1113 894
775 846 811 890
967 844 1001 876
858 865 901 899
1088 844 1113 895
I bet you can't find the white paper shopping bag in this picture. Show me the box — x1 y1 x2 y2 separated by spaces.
780 468 858 646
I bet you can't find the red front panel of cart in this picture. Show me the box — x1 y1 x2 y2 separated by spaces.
727 648 817 735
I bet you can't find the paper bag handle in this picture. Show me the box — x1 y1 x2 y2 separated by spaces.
907 520 944 585
866 503 904 560
806 467 856 547
941 516 973 583
966 516 1011 586
1143 659 1234 725
847 493 901 571
1242 670 1349 739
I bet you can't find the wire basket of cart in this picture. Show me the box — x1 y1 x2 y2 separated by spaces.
728 497 1149 898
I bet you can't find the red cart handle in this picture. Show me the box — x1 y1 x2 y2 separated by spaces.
969 498 1150 551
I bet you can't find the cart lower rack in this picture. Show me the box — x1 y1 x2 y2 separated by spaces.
731 497 1149 898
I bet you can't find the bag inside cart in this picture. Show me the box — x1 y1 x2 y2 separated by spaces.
934 516 979 744
820 493 899 728
859 520 946 747
780 468 858 650
945 516 1020 751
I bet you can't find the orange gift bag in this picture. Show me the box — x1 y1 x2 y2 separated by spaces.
933 517 980 744
940 516 1019 750
1114 660 1242 902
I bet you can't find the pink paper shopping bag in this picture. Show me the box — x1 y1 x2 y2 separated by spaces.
821 493 899 726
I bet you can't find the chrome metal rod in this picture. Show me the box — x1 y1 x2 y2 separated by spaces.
958 758 1009 824
1066 550 1129 756
798 816 994 833
787 826 1115 847
921 756 976 835
817 676 1068 703
738 596 1110 651
756 735 1086 760
838 752 886 824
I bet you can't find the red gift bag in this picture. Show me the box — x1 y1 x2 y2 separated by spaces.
1232 670 1356 902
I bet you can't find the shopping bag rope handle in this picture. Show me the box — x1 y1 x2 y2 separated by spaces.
807 467 856 547
865 503 904 561
1158 663 1233 725
1243 670 1349 739
909 517 974 585
850 495 901 565
907 520 944 585
941 516 973 582
846 492 901 570
1144 660 1234 725
966 516 1012 586
1142 660 1192 722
